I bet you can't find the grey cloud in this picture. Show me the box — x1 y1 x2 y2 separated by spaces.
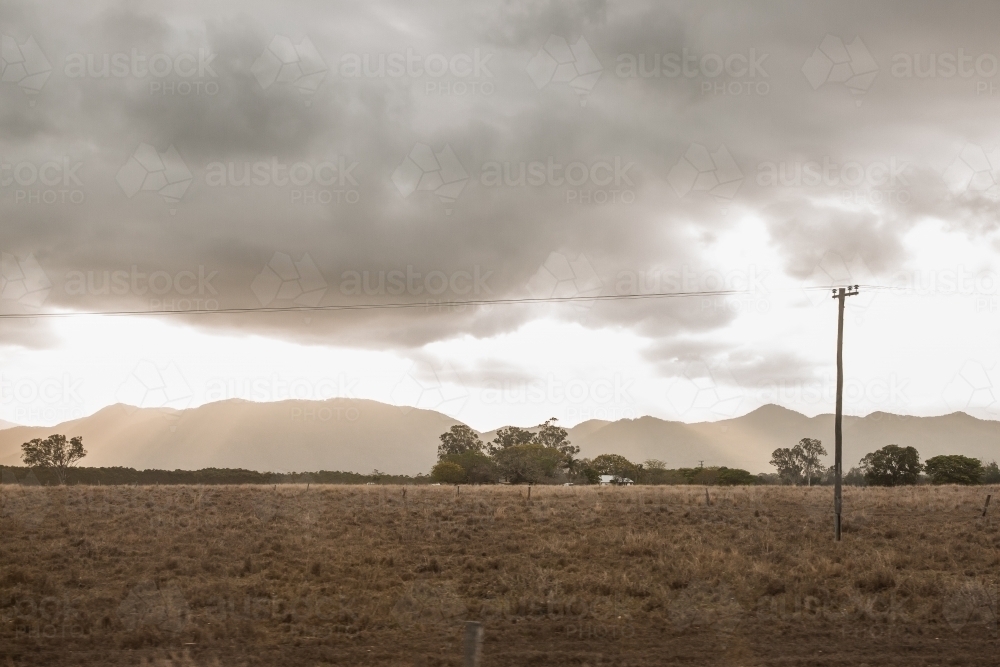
2 0 999 389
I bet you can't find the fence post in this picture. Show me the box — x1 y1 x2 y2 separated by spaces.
983 494 992 517
464 621 483 667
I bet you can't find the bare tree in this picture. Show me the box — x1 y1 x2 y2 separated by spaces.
21 435 87 485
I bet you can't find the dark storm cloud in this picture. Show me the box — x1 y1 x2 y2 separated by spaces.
1 0 998 368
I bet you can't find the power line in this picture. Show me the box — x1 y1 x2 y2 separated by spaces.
0 282 939 321
0 287 753 320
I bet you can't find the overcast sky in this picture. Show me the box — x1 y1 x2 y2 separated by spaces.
2 0 1000 430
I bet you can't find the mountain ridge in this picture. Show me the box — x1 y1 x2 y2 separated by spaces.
0 400 997 475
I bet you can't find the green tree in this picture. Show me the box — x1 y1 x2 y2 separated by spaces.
534 418 579 475
770 438 827 485
924 455 984 485
769 447 803 485
493 444 562 484
641 459 673 485
859 445 922 486
534 419 577 455
716 467 757 486
984 461 1000 484
21 434 87 485
797 438 827 486
690 467 720 485
441 451 498 484
589 454 639 482
437 425 484 458
843 466 867 486
487 426 534 455
431 461 466 484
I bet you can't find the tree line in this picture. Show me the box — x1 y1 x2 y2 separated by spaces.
8 434 429 485
18 430 994 489
0 465 431 486
770 439 1000 486
429 423 757 485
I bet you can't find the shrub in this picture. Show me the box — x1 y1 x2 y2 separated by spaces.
589 454 640 482
440 451 498 484
716 467 757 486
843 467 867 486
924 455 983 485
430 461 466 484
859 445 922 486
493 444 563 484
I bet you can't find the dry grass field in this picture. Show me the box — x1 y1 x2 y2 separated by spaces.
1 483 998 666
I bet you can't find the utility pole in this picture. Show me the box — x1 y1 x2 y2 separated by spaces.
833 285 859 542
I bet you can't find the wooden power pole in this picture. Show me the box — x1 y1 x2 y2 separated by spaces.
833 285 859 542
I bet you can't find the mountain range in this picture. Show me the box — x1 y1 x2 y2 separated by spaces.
0 400 996 476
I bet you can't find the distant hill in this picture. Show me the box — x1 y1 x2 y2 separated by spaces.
566 405 1000 473
0 399 458 475
0 401 996 475
0 419 18 431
